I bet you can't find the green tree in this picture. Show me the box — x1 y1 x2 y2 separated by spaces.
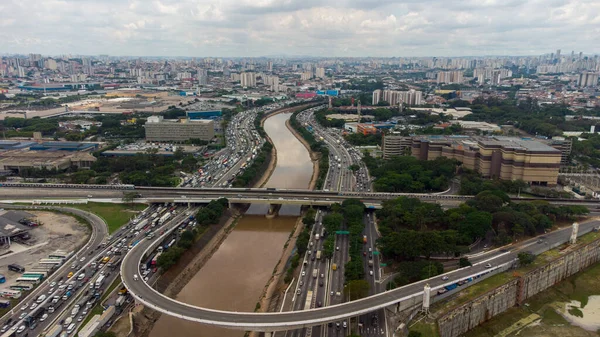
518 252 536 266
459 257 472 267
94 332 117 337
343 280 370 301
121 191 139 205
408 332 422 337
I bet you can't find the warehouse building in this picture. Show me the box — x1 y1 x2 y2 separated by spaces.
411 136 562 186
145 116 215 142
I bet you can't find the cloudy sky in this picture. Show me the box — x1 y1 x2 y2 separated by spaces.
2 0 600 57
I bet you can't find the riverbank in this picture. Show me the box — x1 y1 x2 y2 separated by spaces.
132 208 244 337
286 118 320 190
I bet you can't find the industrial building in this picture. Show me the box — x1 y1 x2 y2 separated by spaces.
0 210 36 248
145 116 215 142
411 136 562 186
0 140 98 174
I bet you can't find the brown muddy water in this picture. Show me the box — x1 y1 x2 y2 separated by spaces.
149 112 312 337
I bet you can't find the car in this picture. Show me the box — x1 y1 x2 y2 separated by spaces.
299 281 303 286
21 304 28 311
343 321 347 328
317 301 322 307
485 263 492 268
336 246 339 251
330 291 334 296
16 326 25 334
296 289 301 296
328 322 333 327
29 303 38 310
77 315 84 322
48 287 54 294
40 314 48 322
80 257 86 262
442 276 449 281
301 271 306 277
0 325 8 333
50 282 56 287
18 313 27 320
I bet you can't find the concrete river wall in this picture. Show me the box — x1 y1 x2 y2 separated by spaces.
437 238 600 337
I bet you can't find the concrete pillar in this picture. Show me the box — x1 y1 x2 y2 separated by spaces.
570 222 579 245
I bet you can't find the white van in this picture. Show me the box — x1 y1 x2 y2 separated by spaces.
66 323 76 334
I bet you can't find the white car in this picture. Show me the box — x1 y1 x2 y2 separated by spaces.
442 276 449 281
301 271 306 277
29 303 38 310
485 263 492 268
40 313 48 322
80 257 86 262
16 326 25 334
50 281 57 287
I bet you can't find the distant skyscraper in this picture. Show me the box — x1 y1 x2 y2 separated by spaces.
372 89 422 106
315 67 325 78
267 61 273 72
198 74 208 85
556 49 561 60
240 72 256 87
17 66 25 78
436 71 464 84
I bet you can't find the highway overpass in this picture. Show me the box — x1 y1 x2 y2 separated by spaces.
120 209 600 331
2 184 600 208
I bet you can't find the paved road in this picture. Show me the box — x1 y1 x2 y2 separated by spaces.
121 214 600 331
0 205 109 336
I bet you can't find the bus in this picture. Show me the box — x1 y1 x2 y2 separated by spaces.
48 251 72 259
0 300 10 309
0 289 22 299
15 277 41 285
10 284 33 291
23 272 47 279
7 264 24 273
39 259 63 267
304 290 313 310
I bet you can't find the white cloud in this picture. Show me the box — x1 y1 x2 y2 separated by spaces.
1 0 600 56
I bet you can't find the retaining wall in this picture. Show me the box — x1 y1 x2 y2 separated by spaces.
436 238 600 337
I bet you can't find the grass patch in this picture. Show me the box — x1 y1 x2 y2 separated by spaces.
433 272 515 312
567 306 583 318
68 202 147 233
410 320 439 337
101 277 122 303
78 304 104 333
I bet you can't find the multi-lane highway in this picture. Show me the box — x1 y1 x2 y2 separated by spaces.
120 200 600 331
0 205 109 336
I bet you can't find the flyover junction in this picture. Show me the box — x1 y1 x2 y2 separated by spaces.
120 202 600 331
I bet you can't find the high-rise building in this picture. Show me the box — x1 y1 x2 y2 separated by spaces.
267 61 273 72
315 67 325 78
372 89 422 106
17 66 25 78
45 59 57 70
436 71 464 84
198 74 208 85
577 72 599 87
240 72 256 87
300 72 312 81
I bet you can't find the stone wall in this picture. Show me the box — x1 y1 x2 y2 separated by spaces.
436 238 600 337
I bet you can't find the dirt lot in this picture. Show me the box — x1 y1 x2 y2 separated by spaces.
0 211 90 287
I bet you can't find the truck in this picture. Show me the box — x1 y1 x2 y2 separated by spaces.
95 275 106 289
165 239 176 250
134 219 148 231
363 235 367 244
151 252 162 266
158 213 171 225
312 269 318 278
150 212 158 219
115 295 126 307
316 251 322 260
46 325 62 337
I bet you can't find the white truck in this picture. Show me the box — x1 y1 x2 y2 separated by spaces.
95 274 106 289
134 219 148 231
158 212 171 225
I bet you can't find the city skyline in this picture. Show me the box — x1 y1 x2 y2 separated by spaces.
3 0 600 57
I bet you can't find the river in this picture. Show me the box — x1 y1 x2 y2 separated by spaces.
149 112 313 337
